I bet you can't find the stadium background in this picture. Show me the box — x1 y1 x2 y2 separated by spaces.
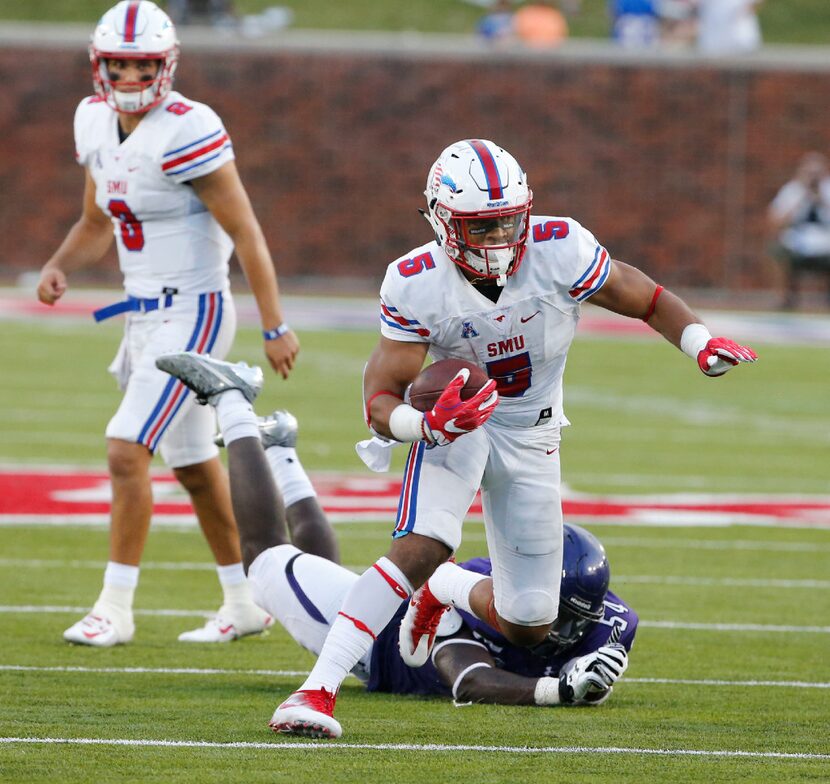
1 5 830 299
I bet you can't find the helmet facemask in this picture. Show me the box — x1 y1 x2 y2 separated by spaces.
527 603 603 659
91 51 178 114
432 200 532 285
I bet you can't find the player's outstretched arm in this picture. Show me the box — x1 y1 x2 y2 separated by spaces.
588 260 757 377
433 630 624 707
191 161 299 379
37 169 113 305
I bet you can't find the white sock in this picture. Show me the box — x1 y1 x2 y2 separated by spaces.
217 562 246 586
217 563 256 608
94 562 139 616
214 389 259 445
299 557 413 694
266 446 316 506
427 561 488 615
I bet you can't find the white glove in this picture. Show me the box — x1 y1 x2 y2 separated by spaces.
558 643 629 705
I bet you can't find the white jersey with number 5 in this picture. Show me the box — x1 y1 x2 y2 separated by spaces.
74 90 235 298
379 217 610 429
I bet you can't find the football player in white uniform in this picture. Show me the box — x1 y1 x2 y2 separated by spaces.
33 1 328 647
270 138 757 738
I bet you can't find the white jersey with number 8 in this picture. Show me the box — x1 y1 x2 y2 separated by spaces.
74 90 235 298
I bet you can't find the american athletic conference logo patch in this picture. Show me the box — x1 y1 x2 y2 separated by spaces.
461 320 479 338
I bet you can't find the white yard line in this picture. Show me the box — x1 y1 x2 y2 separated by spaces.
639 620 830 633
1 665 827 690
0 605 828 633
1 559 826 589
599 536 830 552
0 558 216 571
0 736 826 760
613 575 830 589
0 605 209 618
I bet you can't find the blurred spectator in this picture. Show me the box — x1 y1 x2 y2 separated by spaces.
697 0 762 54
166 0 237 28
514 2 569 47
657 0 697 48
768 152 830 309
609 0 661 48
478 0 516 44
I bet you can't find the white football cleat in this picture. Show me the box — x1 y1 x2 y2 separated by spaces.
63 610 134 647
398 581 450 667
269 688 342 739
178 604 274 643
155 351 264 405
214 410 298 449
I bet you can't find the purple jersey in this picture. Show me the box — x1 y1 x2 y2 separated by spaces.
367 557 638 696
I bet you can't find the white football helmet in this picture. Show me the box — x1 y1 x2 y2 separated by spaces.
89 1 179 114
424 139 532 285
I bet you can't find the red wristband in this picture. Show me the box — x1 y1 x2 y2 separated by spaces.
365 390 403 427
642 284 664 322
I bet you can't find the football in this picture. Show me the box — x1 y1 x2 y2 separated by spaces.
408 358 490 412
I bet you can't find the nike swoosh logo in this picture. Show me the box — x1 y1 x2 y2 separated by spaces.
218 624 235 635
521 311 541 323
546 447 559 455
83 630 103 639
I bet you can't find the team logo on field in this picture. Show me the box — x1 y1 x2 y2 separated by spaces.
461 320 479 339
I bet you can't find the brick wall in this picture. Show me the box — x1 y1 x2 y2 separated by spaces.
2 42 829 293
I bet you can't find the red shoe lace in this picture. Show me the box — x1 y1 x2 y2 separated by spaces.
300 687 337 716
412 584 448 636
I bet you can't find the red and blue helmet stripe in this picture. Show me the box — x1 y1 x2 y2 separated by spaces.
123 1 141 43
468 139 504 200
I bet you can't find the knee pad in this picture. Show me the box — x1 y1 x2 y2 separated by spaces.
502 589 558 627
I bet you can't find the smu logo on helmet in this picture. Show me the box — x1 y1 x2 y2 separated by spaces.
487 200 508 207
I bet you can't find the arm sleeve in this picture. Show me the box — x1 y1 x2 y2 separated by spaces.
159 103 235 184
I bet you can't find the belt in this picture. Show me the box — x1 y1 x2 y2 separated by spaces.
93 292 176 322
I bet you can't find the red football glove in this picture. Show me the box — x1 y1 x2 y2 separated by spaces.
422 370 499 446
697 337 758 377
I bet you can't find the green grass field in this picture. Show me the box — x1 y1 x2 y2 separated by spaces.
0 313 828 782
1 0 829 45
